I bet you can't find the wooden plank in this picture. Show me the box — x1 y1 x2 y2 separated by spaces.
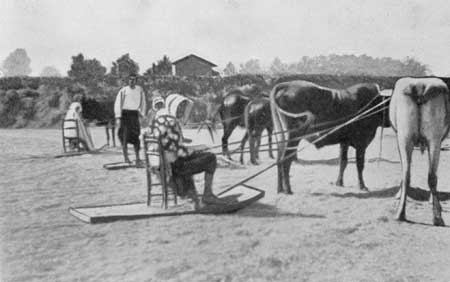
69 184 264 224
55 145 109 158
103 161 145 170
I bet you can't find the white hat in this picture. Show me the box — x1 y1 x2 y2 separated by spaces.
152 96 165 110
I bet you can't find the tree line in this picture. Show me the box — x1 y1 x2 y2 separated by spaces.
1 48 429 81
225 55 428 77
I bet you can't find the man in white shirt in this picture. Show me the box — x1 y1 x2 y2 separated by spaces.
114 74 146 165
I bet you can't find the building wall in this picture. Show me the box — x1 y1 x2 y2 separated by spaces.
174 57 213 76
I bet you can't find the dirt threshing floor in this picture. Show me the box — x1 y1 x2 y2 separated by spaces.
1 127 450 282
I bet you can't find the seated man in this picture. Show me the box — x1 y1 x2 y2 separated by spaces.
63 102 95 151
147 114 226 209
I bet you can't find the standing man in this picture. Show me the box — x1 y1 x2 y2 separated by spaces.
114 73 147 166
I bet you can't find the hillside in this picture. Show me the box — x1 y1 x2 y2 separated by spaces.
0 74 403 128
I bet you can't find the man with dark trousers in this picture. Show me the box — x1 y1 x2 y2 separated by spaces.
114 74 146 166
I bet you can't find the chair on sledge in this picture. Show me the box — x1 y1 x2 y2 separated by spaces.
143 134 178 209
62 119 85 153
69 134 265 224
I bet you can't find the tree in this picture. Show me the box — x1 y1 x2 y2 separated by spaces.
144 55 172 76
401 57 427 76
239 59 262 74
68 53 107 84
40 66 61 77
2 48 32 76
110 53 139 78
269 57 287 75
223 62 237 76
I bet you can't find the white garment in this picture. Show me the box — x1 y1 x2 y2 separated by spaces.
154 108 171 119
63 102 95 151
164 94 193 125
152 96 165 111
114 85 146 118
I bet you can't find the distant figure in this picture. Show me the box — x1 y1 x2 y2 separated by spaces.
63 102 95 151
114 74 147 165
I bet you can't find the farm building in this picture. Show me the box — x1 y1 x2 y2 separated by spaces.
172 54 219 77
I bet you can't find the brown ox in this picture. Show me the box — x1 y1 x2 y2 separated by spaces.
389 77 450 226
270 80 390 194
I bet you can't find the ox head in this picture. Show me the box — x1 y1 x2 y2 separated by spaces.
198 92 223 142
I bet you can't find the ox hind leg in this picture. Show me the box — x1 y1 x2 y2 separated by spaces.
355 145 369 191
427 142 445 226
239 131 249 164
267 126 274 159
250 128 264 165
422 94 447 226
396 136 414 221
111 124 116 147
222 123 236 160
278 131 302 194
335 142 349 187
248 129 258 165
105 125 110 146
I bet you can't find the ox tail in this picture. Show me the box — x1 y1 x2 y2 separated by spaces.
270 84 288 161
244 100 252 138
244 100 253 159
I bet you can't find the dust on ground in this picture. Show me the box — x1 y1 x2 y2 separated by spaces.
1 127 450 282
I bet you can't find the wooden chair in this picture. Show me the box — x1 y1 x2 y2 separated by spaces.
143 134 178 209
62 119 83 153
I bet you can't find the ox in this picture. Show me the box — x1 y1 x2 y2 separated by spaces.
389 77 450 226
205 85 272 162
80 96 116 146
239 97 274 164
270 80 390 194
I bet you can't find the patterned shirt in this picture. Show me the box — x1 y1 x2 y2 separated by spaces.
147 115 190 158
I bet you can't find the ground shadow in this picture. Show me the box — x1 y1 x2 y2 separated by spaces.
321 186 450 201
328 186 399 199
399 219 450 228
238 202 326 219
294 157 343 166
406 187 450 202
366 157 400 164
294 157 399 166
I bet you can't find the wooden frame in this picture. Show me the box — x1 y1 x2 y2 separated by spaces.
62 118 84 153
143 134 178 209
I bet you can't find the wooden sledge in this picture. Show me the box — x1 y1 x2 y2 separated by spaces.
69 184 264 224
54 145 108 159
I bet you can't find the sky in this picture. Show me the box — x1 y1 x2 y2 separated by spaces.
1 0 450 76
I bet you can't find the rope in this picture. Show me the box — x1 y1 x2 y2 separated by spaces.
223 97 391 190
225 103 389 156
196 93 388 152
202 97 390 154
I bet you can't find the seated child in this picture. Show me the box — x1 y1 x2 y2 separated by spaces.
63 102 95 151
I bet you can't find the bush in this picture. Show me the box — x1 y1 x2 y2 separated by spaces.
17 88 40 98
21 97 36 119
47 92 61 108
0 77 24 90
24 77 41 90
0 90 22 126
